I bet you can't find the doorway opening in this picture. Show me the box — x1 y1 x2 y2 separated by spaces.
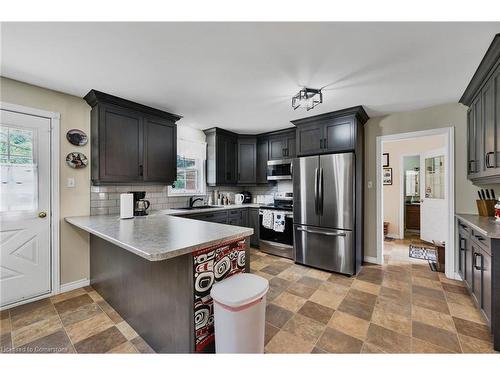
376 127 455 278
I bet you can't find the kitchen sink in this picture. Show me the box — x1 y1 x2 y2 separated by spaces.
175 205 220 210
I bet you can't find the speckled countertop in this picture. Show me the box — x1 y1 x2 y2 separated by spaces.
65 214 253 262
456 213 500 238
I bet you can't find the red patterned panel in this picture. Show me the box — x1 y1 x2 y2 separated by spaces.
192 237 247 353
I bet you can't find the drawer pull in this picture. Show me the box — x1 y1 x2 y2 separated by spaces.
474 234 485 242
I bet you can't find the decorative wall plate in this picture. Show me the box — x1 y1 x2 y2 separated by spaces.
66 152 88 169
66 129 88 146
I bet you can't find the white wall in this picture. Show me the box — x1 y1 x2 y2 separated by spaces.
1 77 91 285
382 135 445 238
365 102 500 258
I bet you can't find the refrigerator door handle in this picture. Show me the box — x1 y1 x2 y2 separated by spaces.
314 167 319 215
319 167 324 215
296 226 347 237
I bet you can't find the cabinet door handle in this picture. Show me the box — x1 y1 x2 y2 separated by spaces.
320 139 323 149
468 160 476 173
460 238 466 250
323 138 327 149
473 252 483 271
139 165 144 177
486 152 495 169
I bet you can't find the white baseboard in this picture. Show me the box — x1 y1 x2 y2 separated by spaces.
59 278 90 293
385 233 401 240
364 256 379 264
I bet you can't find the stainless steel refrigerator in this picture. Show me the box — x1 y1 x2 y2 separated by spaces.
293 152 356 275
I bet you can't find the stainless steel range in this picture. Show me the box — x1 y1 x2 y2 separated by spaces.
258 192 294 260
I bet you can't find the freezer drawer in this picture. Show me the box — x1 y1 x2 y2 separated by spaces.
294 224 354 275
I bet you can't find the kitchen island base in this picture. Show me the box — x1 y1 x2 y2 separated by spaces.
90 234 250 353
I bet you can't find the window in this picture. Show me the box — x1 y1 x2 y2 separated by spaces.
168 139 206 196
0 125 38 212
425 155 445 199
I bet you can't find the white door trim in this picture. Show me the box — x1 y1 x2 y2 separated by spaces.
0 101 61 308
376 127 456 279
399 153 421 240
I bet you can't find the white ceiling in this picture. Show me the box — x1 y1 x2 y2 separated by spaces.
2 22 500 133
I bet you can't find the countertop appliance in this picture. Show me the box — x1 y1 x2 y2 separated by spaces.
293 153 356 275
241 191 252 204
259 192 294 259
267 159 293 181
130 191 151 216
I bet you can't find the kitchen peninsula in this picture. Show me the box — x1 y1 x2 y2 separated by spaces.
66 214 253 353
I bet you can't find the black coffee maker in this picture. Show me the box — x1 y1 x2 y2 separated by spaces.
129 191 151 216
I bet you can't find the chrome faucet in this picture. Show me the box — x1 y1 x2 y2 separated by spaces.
189 196 204 208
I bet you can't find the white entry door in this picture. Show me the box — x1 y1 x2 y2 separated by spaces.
420 148 447 244
0 109 51 307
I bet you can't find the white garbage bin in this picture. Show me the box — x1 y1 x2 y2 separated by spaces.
211 273 269 353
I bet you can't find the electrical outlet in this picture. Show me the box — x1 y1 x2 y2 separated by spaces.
367 181 373 189
67 177 75 188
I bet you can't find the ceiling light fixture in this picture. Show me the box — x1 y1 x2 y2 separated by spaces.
292 87 323 111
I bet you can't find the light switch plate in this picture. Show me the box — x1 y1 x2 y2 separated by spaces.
67 177 75 188
367 181 373 189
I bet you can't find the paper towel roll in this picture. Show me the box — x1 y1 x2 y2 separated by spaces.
120 193 134 219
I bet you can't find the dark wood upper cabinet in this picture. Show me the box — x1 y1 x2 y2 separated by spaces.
97 104 144 183
256 136 269 184
267 129 296 160
143 116 177 183
237 136 257 184
269 134 286 160
292 106 368 156
461 34 500 183
205 128 239 186
85 90 181 185
296 123 323 155
285 131 296 158
324 116 355 152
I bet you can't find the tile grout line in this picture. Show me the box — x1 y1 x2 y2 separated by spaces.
441 280 464 353
52 295 78 354
8 309 13 352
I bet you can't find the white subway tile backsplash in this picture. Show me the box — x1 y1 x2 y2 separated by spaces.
89 182 283 215
91 207 109 215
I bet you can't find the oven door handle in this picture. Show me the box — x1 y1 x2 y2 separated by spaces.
296 227 346 237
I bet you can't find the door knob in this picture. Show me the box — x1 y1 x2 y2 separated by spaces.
420 199 424 203
38 211 47 218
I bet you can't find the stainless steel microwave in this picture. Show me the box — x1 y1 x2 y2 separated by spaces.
267 159 293 180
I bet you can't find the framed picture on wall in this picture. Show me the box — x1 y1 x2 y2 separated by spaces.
382 153 390 167
383 167 393 185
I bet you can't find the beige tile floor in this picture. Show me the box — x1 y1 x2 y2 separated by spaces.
257 238 497 353
1 238 496 354
0 286 154 353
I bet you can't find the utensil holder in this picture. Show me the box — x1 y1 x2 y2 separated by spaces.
476 199 496 217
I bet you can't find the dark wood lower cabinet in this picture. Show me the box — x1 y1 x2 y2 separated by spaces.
481 248 492 323
456 217 498 351
181 207 259 248
405 204 420 230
